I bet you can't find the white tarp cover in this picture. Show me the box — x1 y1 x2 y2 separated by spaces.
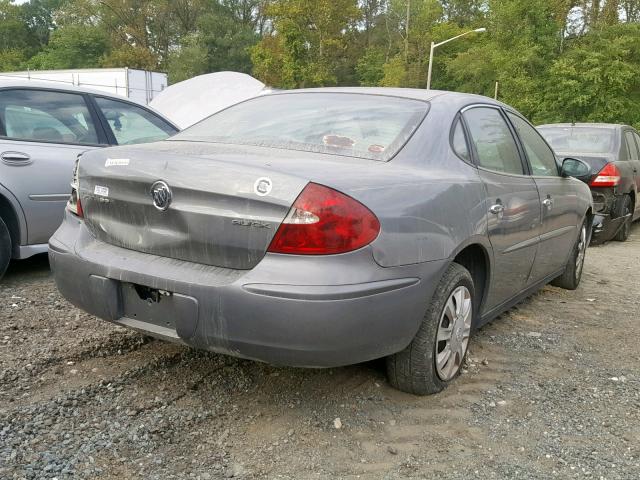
150 72 266 129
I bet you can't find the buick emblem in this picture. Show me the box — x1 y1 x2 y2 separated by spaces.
151 181 172 211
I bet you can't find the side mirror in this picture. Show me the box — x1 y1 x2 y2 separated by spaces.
561 157 592 183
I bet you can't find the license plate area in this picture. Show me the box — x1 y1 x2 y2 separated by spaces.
120 282 199 337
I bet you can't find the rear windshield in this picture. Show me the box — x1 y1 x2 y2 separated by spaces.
538 126 617 154
171 93 429 161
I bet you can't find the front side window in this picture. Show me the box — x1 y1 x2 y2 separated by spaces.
172 93 430 161
463 107 524 175
0 89 99 145
508 113 558 176
95 97 176 146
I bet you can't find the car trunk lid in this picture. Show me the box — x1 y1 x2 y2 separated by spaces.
77 145 309 269
555 152 615 184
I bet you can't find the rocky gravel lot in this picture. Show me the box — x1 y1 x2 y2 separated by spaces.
1 225 639 479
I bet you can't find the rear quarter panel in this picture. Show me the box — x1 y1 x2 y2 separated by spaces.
302 99 490 268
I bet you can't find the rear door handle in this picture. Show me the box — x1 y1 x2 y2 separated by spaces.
542 197 554 209
1 151 32 166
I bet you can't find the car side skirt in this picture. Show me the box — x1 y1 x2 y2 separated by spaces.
17 243 48 259
477 268 565 328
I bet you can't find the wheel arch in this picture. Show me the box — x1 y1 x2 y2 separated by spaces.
449 238 491 323
0 189 27 257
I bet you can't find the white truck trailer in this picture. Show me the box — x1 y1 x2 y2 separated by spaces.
0 68 167 104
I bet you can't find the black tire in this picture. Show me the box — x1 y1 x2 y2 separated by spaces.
0 217 11 280
551 219 588 290
613 194 632 242
386 263 475 395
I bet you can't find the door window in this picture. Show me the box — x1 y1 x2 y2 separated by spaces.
463 107 524 175
633 132 640 158
0 89 99 145
451 118 470 162
507 113 559 176
95 97 176 145
624 131 639 160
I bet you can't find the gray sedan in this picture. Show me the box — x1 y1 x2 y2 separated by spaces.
0 79 178 278
49 88 593 395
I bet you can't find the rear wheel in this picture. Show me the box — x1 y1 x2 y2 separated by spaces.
0 217 11 280
386 263 474 395
551 219 587 290
613 194 632 242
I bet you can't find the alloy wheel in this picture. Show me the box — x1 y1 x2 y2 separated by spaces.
621 200 631 239
575 224 587 279
435 286 472 381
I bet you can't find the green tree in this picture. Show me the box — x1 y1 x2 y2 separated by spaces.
251 0 361 87
26 25 108 69
445 0 562 118
356 46 386 85
19 0 64 48
541 24 640 127
0 0 33 52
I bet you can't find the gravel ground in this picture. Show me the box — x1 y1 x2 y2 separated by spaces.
1 225 639 479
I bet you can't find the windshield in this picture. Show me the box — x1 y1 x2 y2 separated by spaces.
171 93 429 161
537 126 617 154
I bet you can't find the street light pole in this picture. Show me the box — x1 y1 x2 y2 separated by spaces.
426 27 486 90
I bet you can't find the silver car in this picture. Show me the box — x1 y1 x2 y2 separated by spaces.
0 79 178 278
49 88 593 395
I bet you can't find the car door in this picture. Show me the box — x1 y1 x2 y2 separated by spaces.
91 96 177 146
0 88 105 246
461 106 541 311
506 112 580 281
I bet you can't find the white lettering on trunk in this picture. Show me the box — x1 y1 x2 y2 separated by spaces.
105 158 130 167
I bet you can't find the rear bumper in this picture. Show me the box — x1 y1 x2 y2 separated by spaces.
49 213 446 367
591 214 622 244
590 188 629 244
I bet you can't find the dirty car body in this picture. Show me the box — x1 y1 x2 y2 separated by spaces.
538 123 640 243
50 88 593 376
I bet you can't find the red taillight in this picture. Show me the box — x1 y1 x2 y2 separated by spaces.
76 196 84 218
589 163 621 187
267 183 380 255
67 191 83 218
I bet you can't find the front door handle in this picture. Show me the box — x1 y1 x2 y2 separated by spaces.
542 198 554 209
1 151 32 166
489 204 504 215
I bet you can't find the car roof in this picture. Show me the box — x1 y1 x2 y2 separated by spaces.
0 76 147 107
267 87 503 105
537 123 628 131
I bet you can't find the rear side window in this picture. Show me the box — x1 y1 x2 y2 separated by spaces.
0 89 99 145
95 97 176 145
173 93 429 161
451 118 470 162
508 113 559 176
633 132 640 157
463 107 524 175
